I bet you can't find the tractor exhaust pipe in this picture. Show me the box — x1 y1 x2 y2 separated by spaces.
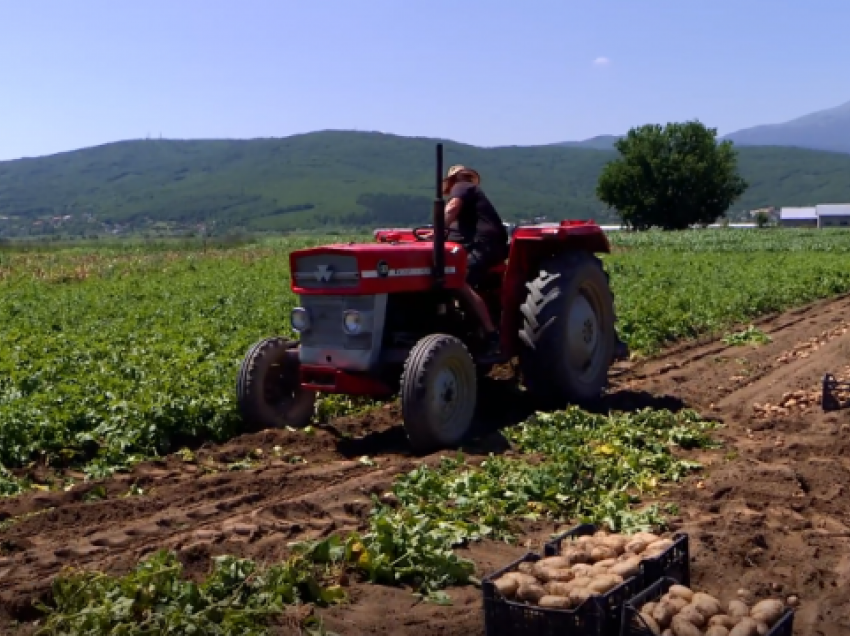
433 143 446 286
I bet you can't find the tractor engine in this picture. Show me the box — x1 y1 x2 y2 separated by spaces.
287 241 469 395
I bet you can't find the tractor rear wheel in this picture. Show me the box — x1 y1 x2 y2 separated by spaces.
236 337 316 430
518 251 616 407
400 334 477 454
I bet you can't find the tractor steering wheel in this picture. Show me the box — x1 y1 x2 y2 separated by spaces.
413 225 437 241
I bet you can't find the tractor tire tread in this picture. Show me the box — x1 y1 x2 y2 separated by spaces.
236 336 314 431
400 334 477 454
518 251 615 407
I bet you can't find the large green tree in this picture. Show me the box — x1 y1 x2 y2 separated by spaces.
596 121 749 230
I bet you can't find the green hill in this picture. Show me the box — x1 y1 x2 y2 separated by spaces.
2 131 850 236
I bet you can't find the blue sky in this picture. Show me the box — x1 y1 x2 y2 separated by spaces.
1 0 848 161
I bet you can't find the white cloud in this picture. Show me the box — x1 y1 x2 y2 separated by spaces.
593 57 611 67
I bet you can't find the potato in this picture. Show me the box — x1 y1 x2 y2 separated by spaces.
587 573 624 595
644 538 675 556
609 556 642 579
692 592 723 619
652 602 677 629
727 600 750 619
665 597 689 615
669 584 695 602
590 545 618 563
569 587 594 606
536 555 573 570
575 535 596 547
517 583 547 603
493 575 519 598
709 615 740 629
750 599 784 626
518 561 536 575
728 618 759 636
642 601 659 616
625 538 650 554
571 563 593 577
706 626 730 636
633 531 660 543
671 615 703 636
545 581 572 597
590 562 613 576
593 529 609 538
562 547 592 565
678 604 706 628
756 623 769 636
566 575 593 591
504 572 538 587
638 612 662 635
539 595 572 609
599 534 628 554
661 631 673 636
535 567 574 583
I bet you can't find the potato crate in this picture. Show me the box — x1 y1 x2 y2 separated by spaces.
544 524 691 587
482 552 647 636
620 577 796 636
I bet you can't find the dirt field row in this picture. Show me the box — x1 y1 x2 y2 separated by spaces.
3 295 850 635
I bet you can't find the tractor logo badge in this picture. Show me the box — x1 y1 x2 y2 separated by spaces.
315 264 334 282
377 260 389 277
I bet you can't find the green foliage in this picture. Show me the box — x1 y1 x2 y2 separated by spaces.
605 229 850 354
597 121 749 230
34 550 345 635
36 407 714 631
4 230 850 490
722 325 772 347
3 132 850 236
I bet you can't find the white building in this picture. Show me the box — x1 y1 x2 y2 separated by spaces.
779 206 818 228
816 204 850 228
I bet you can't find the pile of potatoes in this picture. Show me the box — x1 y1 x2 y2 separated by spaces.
633 584 787 636
491 530 676 610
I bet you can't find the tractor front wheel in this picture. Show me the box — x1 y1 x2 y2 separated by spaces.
400 334 478 454
518 251 616 407
236 337 316 430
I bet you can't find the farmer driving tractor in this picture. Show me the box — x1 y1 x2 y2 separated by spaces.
441 164 509 358
440 164 630 362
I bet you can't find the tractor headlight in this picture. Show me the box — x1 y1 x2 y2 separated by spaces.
291 307 310 332
342 310 362 335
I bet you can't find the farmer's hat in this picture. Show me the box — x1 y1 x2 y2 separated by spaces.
442 165 481 194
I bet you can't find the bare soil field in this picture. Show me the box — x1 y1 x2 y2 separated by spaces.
3 294 850 635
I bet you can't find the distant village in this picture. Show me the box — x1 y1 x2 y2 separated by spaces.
771 204 850 228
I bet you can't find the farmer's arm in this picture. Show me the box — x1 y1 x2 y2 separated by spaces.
445 197 462 226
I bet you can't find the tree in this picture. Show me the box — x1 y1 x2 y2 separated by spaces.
596 121 749 230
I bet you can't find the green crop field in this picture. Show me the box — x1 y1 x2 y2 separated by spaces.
3 228 850 496
5 227 850 632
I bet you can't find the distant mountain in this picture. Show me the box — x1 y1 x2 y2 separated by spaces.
722 101 850 154
555 135 622 150
3 131 850 237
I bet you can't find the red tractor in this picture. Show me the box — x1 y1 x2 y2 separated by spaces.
237 144 625 453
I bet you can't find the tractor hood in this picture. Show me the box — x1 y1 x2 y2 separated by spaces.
289 242 467 295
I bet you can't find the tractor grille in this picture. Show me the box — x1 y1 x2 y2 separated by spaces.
293 254 359 289
300 295 375 350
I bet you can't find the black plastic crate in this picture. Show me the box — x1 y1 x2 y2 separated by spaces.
620 577 796 636
482 552 646 636
544 524 690 587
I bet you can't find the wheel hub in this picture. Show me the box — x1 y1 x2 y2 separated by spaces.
433 367 459 419
567 293 599 368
